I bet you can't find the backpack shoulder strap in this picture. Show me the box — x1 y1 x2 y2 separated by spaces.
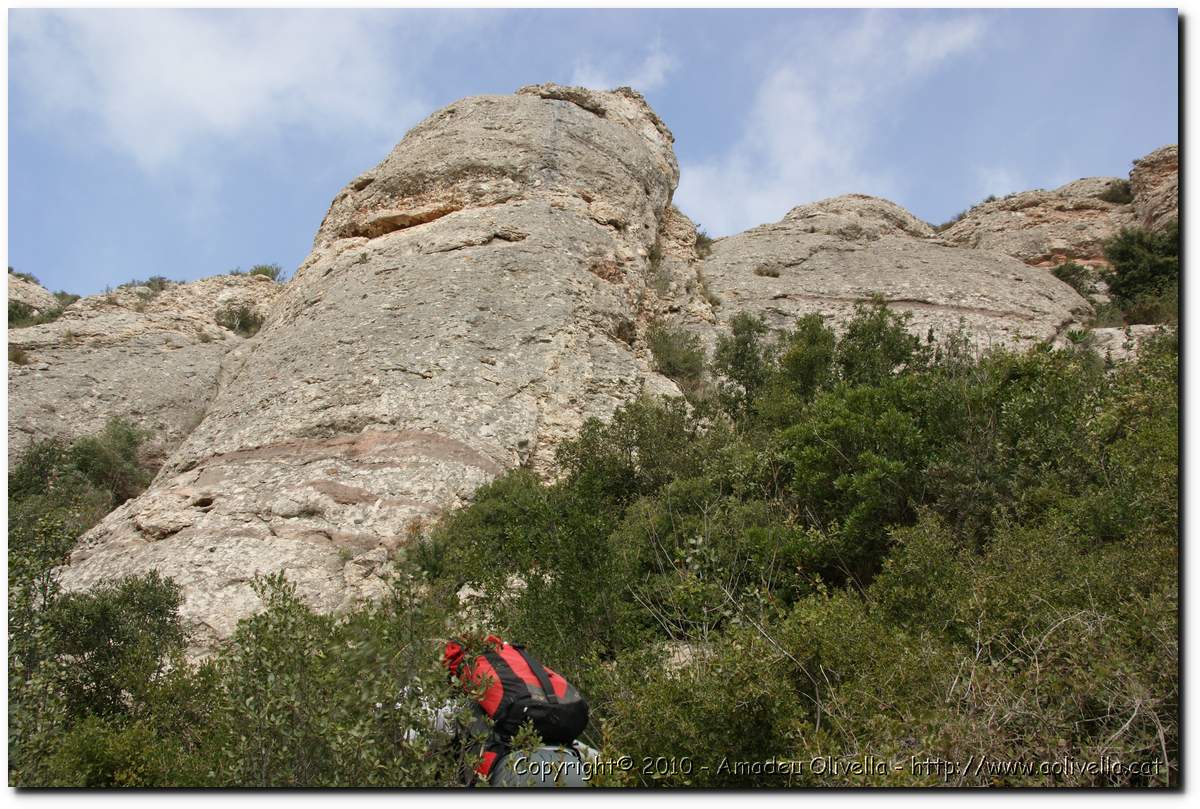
511 644 559 705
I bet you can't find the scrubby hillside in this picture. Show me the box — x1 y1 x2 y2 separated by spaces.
6 83 1179 787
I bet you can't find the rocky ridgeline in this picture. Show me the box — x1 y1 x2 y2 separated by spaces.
695 194 1090 350
939 145 1177 269
10 83 1172 655
8 274 60 315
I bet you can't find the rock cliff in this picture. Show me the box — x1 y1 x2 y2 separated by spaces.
27 86 1170 654
1130 145 1179 233
8 275 282 466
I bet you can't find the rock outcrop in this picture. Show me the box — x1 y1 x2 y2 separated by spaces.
7 274 58 314
54 85 685 654
939 145 1177 269
695 194 1091 349
8 275 282 465
938 178 1136 269
39 85 1145 655
1130 145 1179 233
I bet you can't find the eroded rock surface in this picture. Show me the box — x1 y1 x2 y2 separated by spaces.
7 274 58 314
939 145 1177 268
938 178 1136 269
55 85 685 654
696 195 1091 350
45 86 1142 656
8 275 282 465
1130 145 1179 233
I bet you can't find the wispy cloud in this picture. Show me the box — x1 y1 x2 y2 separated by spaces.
570 41 676 92
675 11 987 236
9 9 453 172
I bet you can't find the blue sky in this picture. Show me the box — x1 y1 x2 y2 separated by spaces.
7 8 1179 296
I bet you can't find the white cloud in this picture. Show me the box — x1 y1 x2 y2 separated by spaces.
675 12 986 236
570 42 676 92
8 9 444 171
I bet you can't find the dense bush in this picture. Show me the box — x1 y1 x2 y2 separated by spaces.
646 322 707 398
215 304 265 337
249 263 286 282
1098 179 1134 204
1100 221 1179 317
8 305 1178 787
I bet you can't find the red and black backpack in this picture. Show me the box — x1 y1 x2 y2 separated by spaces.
443 635 589 778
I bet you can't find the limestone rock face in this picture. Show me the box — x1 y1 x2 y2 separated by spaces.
938 178 1136 269
1130 145 1179 233
8 275 282 466
54 85 685 654
7 274 58 314
696 194 1092 349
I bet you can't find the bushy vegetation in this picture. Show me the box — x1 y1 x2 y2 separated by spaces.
249 263 285 282
9 266 41 284
119 276 172 294
215 304 265 337
1099 221 1179 325
8 305 1178 787
1098 179 1134 205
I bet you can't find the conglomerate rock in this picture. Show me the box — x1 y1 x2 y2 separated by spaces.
8 275 282 466
938 177 1136 269
1130 145 1179 233
695 194 1092 351
54 85 685 655
7 273 59 314
42 86 1143 655
939 145 1177 269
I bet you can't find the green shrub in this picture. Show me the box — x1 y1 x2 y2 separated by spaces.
9 266 40 284
9 300 66 328
834 300 925 386
1051 262 1097 298
694 228 715 258
1098 179 1134 204
646 322 706 393
119 276 172 293
215 304 265 337
249 263 285 282
1100 222 1178 310
712 312 773 418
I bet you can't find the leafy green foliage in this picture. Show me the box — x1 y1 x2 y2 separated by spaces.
8 307 1179 787
1100 221 1179 318
1098 179 1134 204
646 322 706 397
1051 261 1097 298
215 303 265 337
249 263 286 282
